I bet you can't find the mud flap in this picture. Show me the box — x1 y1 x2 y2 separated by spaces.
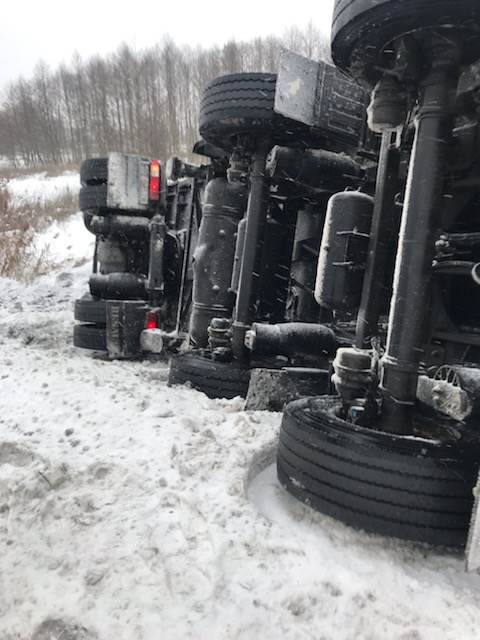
106 300 148 359
466 471 480 572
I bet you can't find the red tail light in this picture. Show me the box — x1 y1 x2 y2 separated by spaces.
149 160 161 201
145 310 158 330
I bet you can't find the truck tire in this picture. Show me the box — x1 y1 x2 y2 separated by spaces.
331 0 480 86
168 353 251 399
80 158 108 186
79 185 108 211
199 73 306 151
278 396 480 547
73 324 107 352
74 295 107 325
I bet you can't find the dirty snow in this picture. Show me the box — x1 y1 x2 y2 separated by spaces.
0 175 480 639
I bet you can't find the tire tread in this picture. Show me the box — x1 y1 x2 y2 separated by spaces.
277 396 480 546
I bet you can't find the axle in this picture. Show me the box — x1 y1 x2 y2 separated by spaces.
380 42 460 433
232 140 271 359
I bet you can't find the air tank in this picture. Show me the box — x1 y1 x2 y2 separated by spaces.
315 191 374 311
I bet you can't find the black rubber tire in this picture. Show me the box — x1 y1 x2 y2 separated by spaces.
80 158 108 186
331 0 480 87
79 185 108 211
73 324 107 352
168 353 251 399
199 73 306 151
74 295 107 325
278 396 480 547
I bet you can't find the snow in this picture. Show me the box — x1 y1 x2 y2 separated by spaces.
4 169 93 270
0 265 279 639
0 173 480 639
249 465 480 639
6 171 79 208
33 214 94 268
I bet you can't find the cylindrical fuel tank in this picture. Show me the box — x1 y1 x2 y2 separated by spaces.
189 177 248 347
246 322 337 358
267 146 361 191
315 191 374 311
89 273 146 300
87 214 150 240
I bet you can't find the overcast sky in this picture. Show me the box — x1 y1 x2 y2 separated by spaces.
0 0 334 89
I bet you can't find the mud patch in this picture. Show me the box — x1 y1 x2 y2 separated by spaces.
32 618 97 640
0 442 35 467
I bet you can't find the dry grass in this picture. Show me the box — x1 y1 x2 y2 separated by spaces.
0 228 51 281
0 182 77 281
0 184 77 230
24 189 78 227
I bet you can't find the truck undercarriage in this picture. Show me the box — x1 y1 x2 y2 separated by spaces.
71 0 480 569
277 0 480 569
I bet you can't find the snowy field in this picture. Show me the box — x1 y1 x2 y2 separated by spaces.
7 171 79 209
2 170 89 276
0 174 480 639
32 213 93 269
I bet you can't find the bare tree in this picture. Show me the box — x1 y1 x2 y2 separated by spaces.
0 26 329 167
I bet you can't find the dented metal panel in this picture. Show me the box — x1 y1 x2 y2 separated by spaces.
275 49 368 146
275 50 320 127
107 152 150 211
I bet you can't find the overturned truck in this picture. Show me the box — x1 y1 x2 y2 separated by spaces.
73 0 480 567
277 0 480 570
73 148 223 359
168 67 374 407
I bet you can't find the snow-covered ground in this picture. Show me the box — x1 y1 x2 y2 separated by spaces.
3 169 92 273
7 171 79 208
33 214 94 269
1 174 480 639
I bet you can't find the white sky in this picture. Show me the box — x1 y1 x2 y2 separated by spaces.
0 0 334 89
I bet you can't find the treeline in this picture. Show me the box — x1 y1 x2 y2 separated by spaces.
0 25 329 167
